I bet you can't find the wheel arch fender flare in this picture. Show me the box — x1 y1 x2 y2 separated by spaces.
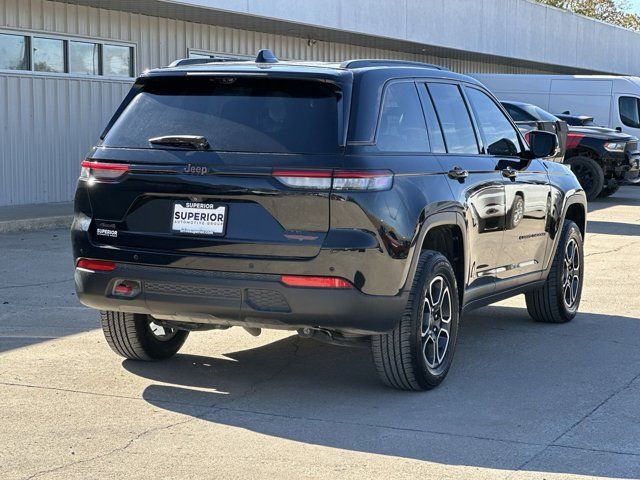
401 211 468 295
545 190 587 272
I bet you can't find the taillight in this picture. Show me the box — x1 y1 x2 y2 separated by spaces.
272 169 393 191
333 170 393 191
80 160 129 181
280 275 352 289
76 259 117 272
271 169 332 189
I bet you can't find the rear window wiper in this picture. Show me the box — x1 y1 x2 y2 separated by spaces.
148 135 210 151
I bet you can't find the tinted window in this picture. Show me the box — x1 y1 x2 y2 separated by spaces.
103 77 341 154
376 82 429 153
69 41 100 75
467 88 522 157
103 44 133 77
33 37 64 73
619 96 640 128
503 104 533 122
0 33 29 70
427 83 478 154
421 85 446 153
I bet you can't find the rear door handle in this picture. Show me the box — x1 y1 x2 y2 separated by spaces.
502 167 518 179
448 166 469 180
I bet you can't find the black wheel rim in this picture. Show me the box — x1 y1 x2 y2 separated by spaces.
562 238 581 310
420 276 452 370
571 163 596 194
148 321 178 342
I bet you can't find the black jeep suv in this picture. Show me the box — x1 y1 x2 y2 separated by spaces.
72 51 587 390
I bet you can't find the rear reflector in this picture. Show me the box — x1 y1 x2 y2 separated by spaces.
76 259 117 272
272 169 392 191
280 275 352 289
80 160 130 181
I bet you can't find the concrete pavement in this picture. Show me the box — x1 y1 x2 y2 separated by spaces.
1 187 639 479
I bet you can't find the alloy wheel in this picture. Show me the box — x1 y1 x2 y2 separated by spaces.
421 276 452 369
562 238 581 309
148 321 179 341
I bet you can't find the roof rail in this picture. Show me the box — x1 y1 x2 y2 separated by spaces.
168 57 249 67
340 59 447 71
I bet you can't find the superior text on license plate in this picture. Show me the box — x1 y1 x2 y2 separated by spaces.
171 202 227 236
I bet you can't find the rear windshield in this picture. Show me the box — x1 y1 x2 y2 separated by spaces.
103 77 341 154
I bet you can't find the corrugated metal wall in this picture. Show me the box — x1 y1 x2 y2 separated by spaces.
0 0 549 206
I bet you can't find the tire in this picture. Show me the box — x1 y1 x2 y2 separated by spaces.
507 194 525 230
372 251 460 391
100 311 189 360
598 182 620 198
525 220 583 323
566 156 604 201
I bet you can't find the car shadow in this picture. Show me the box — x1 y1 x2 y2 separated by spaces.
124 305 640 479
588 187 640 213
587 220 640 236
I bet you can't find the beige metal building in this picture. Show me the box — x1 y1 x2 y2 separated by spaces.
2 0 640 206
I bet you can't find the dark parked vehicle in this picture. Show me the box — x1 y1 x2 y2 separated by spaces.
563 126 640 199
555 113 599 127
503 103 640 199
72 51 587 391
501 101 568 163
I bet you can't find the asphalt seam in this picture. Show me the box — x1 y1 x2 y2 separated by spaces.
5 378 640 461
512 368 640 474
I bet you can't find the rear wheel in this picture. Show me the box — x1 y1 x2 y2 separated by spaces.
566 156 604 200
100 311 189 360
525 220 583 323
372 251 460 391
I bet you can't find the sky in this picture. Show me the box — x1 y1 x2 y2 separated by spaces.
628 0 640 15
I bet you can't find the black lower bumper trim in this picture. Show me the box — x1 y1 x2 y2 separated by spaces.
75 263 406 334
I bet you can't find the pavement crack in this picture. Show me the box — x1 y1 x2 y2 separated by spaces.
584 240 640 257
23 417 196 480
0 278 73 291
513 369 640 474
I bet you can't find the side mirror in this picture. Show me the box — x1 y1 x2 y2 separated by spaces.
526 130 558 159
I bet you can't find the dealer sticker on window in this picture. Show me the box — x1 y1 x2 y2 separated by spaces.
171 201 227 236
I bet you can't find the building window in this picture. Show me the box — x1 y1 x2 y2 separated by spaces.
0 30 134 78
69 40 100 75
0 33 29 70
33 37 65 73
103 44 133 77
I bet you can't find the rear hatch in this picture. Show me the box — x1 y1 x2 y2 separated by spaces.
84 73 347 259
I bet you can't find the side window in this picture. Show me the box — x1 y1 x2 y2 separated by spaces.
466 88 523 157
427 83 479 154
619 96 640 128
376 82 430 153
504 104 532 122
420 85 447 153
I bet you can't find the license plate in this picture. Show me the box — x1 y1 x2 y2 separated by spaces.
171 201 227 236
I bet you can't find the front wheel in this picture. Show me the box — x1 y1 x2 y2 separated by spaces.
566 156 604 201
372 251 460 390
525 220 584 323
598 182 620 198
100 311 189 360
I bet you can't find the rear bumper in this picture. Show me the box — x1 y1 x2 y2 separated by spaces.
75 263 407 334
